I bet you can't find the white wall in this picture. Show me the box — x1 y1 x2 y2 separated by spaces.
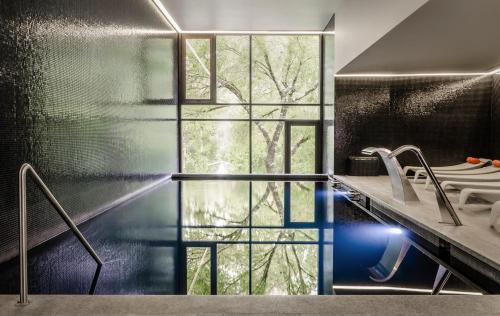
337 0 500 74
334 0 428 73
160 0 343 31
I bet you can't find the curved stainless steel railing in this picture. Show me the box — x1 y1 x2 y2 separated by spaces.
388 145 462 226
18 163 103 305
361 147 419 203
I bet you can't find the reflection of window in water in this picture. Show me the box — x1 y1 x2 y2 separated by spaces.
182 181 322 295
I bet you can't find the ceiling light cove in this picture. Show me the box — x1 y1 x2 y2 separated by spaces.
182 30 335 35
151 0 336 35
151 0 181 33
335 67 500 78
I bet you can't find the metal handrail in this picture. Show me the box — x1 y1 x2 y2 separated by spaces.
388 145 462 226
172 173 329 181
18 163 103 305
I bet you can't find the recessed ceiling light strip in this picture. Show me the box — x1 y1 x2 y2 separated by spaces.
335 67 500 78
151 0 181 33
150 1 336 35
182 30 335 35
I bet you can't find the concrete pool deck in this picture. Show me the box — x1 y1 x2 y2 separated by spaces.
334 175 500 285
1 295 500 315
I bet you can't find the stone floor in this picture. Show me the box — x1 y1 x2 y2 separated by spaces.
2 295 500 315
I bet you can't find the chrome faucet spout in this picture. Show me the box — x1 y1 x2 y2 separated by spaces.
361 147 379 156
361 147 419 203
387 144 420 159
389 145 462 226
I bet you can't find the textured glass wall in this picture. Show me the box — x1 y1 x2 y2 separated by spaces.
0 0 178 262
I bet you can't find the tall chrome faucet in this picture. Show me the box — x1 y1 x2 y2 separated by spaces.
388 145 462 226
361 147 419 203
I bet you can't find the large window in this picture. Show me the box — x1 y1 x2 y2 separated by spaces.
181 34 321 174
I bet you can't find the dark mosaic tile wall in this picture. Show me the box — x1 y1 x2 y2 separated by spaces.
334 75 493 174
0 0 178 262
492 74 500 158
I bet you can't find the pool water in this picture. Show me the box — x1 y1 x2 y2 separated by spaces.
0 180 487 295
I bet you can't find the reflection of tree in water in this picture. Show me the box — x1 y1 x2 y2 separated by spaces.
185 36 319 295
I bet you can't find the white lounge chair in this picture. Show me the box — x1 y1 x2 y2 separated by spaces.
457 189 500 229
441 181 500 191
490 201 500 228
404 158 490 181
454 188 500 231
424 169 500 190
458 188 500 210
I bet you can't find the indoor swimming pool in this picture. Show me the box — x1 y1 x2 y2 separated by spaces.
0 180 490 295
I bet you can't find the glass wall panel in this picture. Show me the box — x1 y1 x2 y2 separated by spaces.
252 36 320 104
290 125 316 174
182 121 249 173
216 36 250 103
251 121 285 173
185 38 211 100
181 35 321 175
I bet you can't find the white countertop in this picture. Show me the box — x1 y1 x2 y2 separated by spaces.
334 175 500 272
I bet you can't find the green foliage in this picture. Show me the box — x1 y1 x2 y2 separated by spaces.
252 244 317 295
252 36 320 104
182 121 249 173
186 247 211 295
185 39 211 99
182 35 321 295
217 36 250 103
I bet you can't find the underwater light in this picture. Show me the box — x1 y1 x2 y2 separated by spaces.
386 227 403 235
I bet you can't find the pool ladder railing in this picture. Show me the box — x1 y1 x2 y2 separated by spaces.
17 163 103 306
